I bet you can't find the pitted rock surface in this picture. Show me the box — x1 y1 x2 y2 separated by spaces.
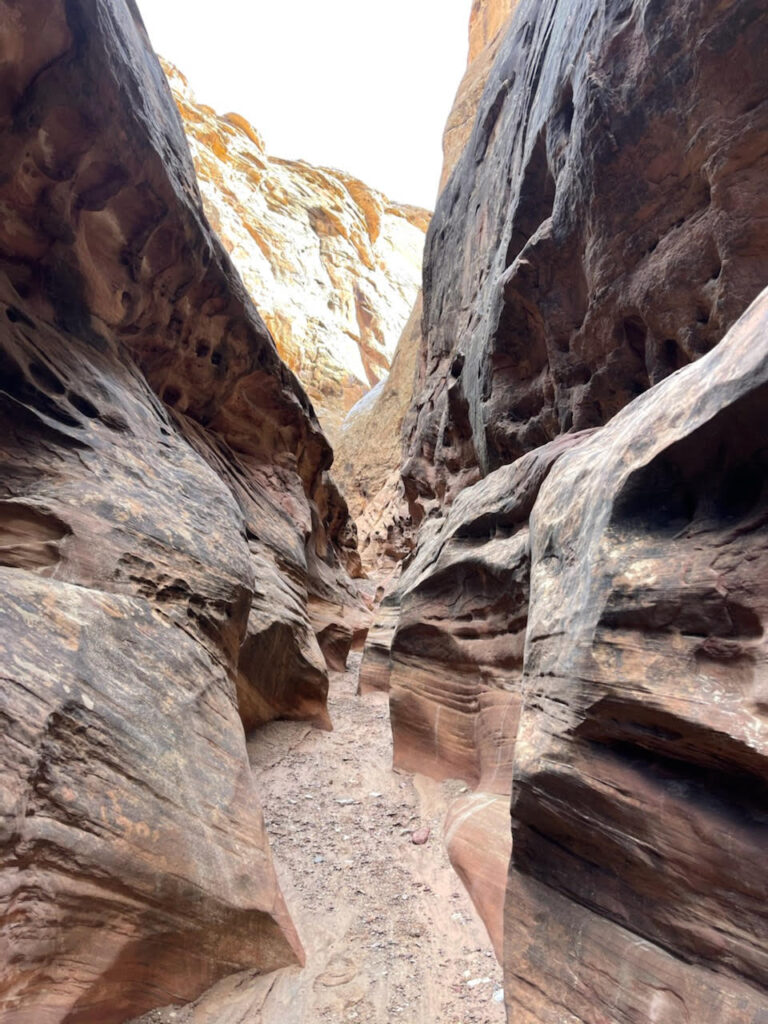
403 0 768 521
165 62 429 445
0 1 364 1019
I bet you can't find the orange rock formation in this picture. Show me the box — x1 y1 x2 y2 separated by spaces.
164 61 429 444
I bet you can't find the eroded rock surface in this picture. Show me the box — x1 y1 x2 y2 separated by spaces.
508 290 768 1023
337 0 523 573
165 62 429 444
404 0 768 522
370 0 768 1009
441 0 520 190
0 1 362 1019
335 295 423 575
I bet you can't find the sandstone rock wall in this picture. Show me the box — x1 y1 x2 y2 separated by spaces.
403 0 768 523
0 1 362 1019
164 62 429 444
336 0 521 572
368 0 768 1013
505 285 768 1024
441 0 521 190
334 295 422 575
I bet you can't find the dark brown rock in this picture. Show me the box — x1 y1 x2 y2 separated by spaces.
508 288 768 1023
0 1 362 1019
403 0 768 523
381 0 768 1006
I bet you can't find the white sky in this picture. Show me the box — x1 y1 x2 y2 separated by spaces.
136 0 473 210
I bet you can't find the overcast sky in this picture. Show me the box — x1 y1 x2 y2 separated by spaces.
136 0 473 210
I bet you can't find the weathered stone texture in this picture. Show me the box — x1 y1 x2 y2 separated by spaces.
508 289 768 1023
441 0 521 190
335 295 423 574
404 0 768 523
165 62 428 444
378 0 768 1007
0 1 363 1019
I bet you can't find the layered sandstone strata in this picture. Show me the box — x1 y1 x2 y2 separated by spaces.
336 0 522 570
403 0 768 521
369 0 768 1012
505 287 768 1023
0 1 362 1020
164 62 428 443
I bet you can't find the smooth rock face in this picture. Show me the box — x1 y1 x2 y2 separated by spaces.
508 290 768 1023
165 62 429 444
441 0 520 190
0 1 361 1019
404 0 768 523
377 0 768 1001
335 295 423 574
444 794 509 961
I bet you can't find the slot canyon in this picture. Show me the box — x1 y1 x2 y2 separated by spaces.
0 1 767 1022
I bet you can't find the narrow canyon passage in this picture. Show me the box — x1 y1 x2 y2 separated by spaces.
134 653 505 1024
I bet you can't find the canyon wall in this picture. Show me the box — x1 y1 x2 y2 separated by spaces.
165 62 428 444
338 0 521 572
441 0 521 189
334 294 422 575
0 1 363 1020
370 0 768 1017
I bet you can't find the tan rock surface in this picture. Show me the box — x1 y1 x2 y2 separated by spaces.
164 62 428 444
508 288 768 1022
0 1 363 1019
441 0 520 190
334 295 422 573
129 654 505 1024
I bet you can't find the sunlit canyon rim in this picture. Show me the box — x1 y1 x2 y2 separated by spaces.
0 1 767 1023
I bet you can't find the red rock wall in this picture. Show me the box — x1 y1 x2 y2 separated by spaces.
508 290 768 1022
0 1 363 1019
376 0 768 1014
403 0 768 522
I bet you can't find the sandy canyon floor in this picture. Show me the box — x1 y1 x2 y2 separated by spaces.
133 652 504 1024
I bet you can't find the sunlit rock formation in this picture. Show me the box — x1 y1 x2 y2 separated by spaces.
368 0 768 1013
0 1 364 1019
164 61 429 444
337 0 522 573
334 295 422 576
441 0 521 189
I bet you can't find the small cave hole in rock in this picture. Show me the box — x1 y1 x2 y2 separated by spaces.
660 337 690 373
622 316 647 358
29 361 66 394
6 305 35 328
68 392 100 418
162 386 181 407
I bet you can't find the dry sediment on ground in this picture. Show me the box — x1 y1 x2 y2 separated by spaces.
132 652 504 1024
